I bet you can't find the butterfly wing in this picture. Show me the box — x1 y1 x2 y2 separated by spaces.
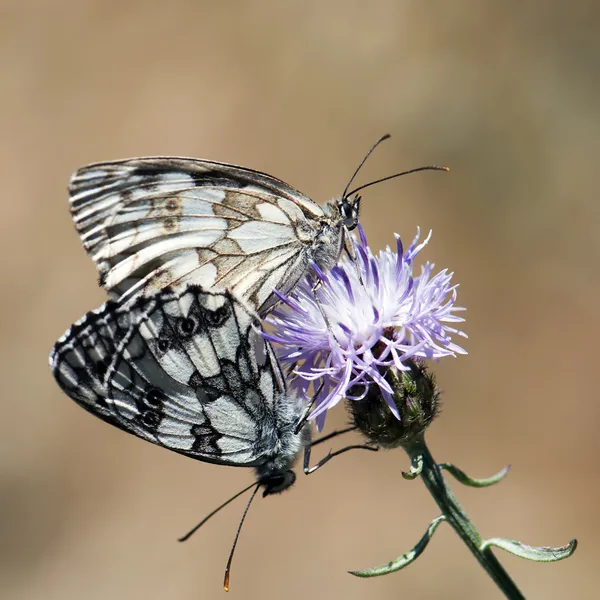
49 299 151 436
69 158 333 315
50 287 293 466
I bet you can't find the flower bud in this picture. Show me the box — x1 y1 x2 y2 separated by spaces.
347 360 439 448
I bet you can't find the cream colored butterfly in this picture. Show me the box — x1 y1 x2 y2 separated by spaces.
69 135 442 315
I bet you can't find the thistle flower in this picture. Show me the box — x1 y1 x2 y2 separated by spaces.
265 225 577 596
264 225 467 429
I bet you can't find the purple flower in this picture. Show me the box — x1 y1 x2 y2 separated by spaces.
263 225 467 430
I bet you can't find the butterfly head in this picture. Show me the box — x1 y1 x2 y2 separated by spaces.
260 469 297 497
338 194 361 231
255 423 308 496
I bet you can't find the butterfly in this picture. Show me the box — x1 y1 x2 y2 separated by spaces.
49 285 311 494
49 285 376 588
70 155 354 315
67 135 445 316
49 285 325 588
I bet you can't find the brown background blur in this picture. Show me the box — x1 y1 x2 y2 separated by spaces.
1 2 598 599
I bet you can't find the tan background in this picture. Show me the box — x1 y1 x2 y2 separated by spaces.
1 1 598 599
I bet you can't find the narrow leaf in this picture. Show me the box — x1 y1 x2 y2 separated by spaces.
439 463 510 488
481 537 578 562
402 452 424 480
349 515 446 577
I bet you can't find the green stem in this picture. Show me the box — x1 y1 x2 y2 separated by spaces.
406 435 526 600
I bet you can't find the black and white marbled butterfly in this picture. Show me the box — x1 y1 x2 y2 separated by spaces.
50 286 312 495
68 159 363 318
67 136 442 316
50 285 375 588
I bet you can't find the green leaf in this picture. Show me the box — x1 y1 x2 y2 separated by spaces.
439 463 510 487
481 538 578 562
402 452 424 480
349 515 446 577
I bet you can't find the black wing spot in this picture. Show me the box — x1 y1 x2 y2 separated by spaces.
202 303 231 328
144 388 163 410
163 217 177 231
188 371 224 404
195 385 223 404
157 338 170 353
176 316 199 337
140 410 160 430
166 198 179 212
191 423 221 455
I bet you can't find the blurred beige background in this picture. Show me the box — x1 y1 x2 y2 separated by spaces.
1 1 598 599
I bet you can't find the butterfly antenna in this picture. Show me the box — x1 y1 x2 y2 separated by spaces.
178 481 257 542
223 482 261 592
347 165 449 197
341 134 391 199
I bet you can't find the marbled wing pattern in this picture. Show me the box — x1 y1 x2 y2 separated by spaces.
49 298 144 436
49 286 308 468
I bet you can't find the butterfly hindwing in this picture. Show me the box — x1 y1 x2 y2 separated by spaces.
48 299 148 436
50 287 293 466
69 158 337 315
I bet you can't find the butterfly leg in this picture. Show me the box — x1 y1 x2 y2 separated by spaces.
303 438 378 475
343 230 365 287
310 278 335 332
310 425 357 446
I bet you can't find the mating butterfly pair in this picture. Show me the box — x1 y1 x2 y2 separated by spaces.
50 145 398 588
50 143 382 486
50 140 438 588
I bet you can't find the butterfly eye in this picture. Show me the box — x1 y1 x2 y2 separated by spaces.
144 388 163 409
178 317 197 336
339 195 360 230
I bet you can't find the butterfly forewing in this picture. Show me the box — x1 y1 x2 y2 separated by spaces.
50 286 304 467
69 158 341 315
